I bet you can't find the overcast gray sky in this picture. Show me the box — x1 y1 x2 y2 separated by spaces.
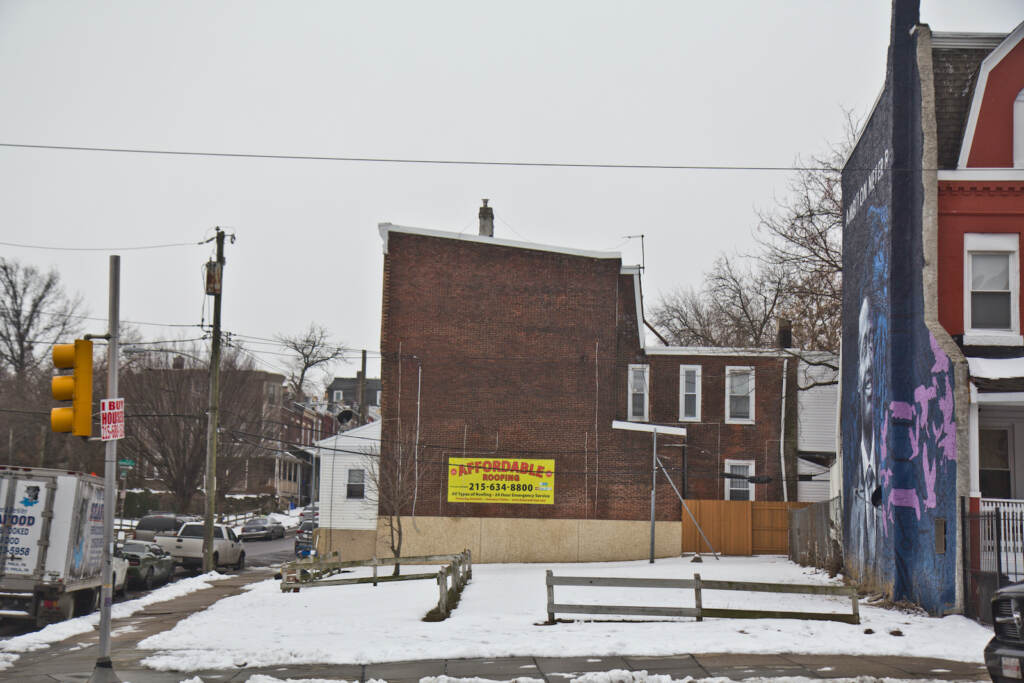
1 1 1021 387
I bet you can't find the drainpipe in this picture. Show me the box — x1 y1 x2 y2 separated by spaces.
779 358 789 502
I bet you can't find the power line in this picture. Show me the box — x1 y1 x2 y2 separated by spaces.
0 141 837 173
0 239 203 253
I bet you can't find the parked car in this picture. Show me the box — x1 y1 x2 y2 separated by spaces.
156 522 245 571
240 517 285 541
985 583 1024 680
130 513 200 542
119 541 175 590
294 520 316 557
299 503 319 525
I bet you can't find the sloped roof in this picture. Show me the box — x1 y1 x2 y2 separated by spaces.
932 46 991 169
314 420 381 458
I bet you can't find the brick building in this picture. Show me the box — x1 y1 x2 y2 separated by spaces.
360 207 817 563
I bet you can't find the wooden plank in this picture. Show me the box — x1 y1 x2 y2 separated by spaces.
702 608 859 624
549 576 695 589
551 604 699 618
285 572 436 589
699 579 855 596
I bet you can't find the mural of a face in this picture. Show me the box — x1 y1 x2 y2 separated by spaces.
856 296 879 554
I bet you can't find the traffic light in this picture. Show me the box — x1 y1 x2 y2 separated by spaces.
51 339 93 437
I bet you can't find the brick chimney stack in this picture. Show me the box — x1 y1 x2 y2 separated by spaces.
479 199 494 237
776 318 793 348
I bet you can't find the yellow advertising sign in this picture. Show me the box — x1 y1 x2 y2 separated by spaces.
447 457 555 504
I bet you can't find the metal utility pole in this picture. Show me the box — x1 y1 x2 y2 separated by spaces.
357 349 367 425
649 427 657 564
204 228 226 573
90 255 121 683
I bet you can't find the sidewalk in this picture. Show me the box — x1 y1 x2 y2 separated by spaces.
1 569 992 682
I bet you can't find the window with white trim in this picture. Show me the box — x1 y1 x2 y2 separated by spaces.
627 364 649 422
679 365 701 421
964 233 1021 345
725 459 755 501
347 468 365 499
725 366 755 424
333 390 343 402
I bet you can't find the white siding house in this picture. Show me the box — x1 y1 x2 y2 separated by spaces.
796 354 839 503
315 420 379 539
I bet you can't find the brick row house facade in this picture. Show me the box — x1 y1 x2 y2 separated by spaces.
358 213 823 564
840 0 1024 615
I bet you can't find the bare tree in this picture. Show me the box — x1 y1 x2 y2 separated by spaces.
277 323 347 399
0 258 84 383
649 255 791 348
119 347 277 512
650 116 854 354
363 424 425 575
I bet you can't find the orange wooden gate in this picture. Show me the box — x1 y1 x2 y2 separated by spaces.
681 500 811 555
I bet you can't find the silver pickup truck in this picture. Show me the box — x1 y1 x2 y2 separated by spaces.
155 522 245 571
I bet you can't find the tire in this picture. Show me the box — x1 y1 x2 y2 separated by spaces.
144 568 155 591
234 552 245 570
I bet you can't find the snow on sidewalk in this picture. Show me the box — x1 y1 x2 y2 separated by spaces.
138 556 992 673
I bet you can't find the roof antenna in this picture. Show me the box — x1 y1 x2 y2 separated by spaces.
623 234 645 271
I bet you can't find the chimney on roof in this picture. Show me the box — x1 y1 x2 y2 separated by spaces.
479 199 494 237
776 318 793 349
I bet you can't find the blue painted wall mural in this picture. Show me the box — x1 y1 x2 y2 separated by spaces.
841 0 959 614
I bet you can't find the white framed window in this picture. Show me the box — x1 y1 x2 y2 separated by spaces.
679 365 701 422
964 233 1022 345
333 390 343 402
725 459 755 501
627 364 649 422
347 468 365 499
725 366 755 424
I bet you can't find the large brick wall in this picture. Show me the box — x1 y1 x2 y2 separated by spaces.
379 230 677 522
645 353 798 502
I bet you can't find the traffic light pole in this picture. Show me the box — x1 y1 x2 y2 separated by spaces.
91 255 121 683
204 229 226 573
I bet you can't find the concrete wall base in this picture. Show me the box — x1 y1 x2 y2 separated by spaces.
320 517 682 563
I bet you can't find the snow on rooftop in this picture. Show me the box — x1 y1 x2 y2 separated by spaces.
968 355 1024 379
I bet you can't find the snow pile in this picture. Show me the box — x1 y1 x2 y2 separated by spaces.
138 556 992 672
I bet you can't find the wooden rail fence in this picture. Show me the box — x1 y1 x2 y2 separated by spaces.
545 571 858 625
281 550 472 619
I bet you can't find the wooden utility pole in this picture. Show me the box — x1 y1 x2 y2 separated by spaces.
204 229 226 573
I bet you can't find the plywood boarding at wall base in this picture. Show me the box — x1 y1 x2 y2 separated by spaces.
681 500 811 556
681 500 752 555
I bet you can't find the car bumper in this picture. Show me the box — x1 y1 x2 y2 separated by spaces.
241 531 270 540
986 636 1024 681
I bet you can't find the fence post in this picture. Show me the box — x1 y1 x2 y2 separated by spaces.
694 573 702 622
996 507 1004 589
851 591 860 624
437 569 448 617
466 549 472 579
546 570 555 623
372 556 378 587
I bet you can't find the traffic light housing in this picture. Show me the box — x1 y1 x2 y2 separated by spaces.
51 339 93 437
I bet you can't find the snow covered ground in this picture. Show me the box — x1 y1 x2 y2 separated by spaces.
0 572 230 671
138 556 992 673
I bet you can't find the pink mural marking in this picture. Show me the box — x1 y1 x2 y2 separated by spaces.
891 488 921 519
890 401 914 420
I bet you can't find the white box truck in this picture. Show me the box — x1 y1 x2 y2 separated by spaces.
0 466 124 626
